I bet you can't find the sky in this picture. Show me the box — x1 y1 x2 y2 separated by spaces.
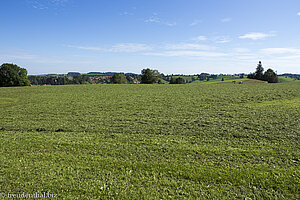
0 0 300 75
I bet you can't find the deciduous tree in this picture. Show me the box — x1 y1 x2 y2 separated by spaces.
263 69 279 83
111 73 128 84
141 68 162 84
0 63 30 87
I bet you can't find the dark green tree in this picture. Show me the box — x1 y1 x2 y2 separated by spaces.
57 76 69 85
170 77 176 84
28 76 39 85
254 61 264 80
248 61 278 83
141 68 161 84
111 73 128 84
211 75 217 79
170 77 185 84
198 73 208 81
73 75 90 84
263 69 279 83
247 72 255 79
0 63 30 87
175 77 185 84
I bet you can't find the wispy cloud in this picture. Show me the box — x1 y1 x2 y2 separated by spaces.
193 35 207 41
29 0 48 10
0 53 38 60
0 52 92 66
189 20 202 26
67 45 104 51
111 43 152 52
298 12 300 16
239 32 275 40
164 22 177 27
119 6 137 16
144 13 176 26
144 16 160 23
214 36 231 43
143 51 228 57
164 43 215 51
119 11 133 16
67 42 225 58
233 48 251 53
141 42 226 58
66 43 300 63
221 18 231 22
68 43 152 53
260 48 300 55
192 35 230 43
51 0 68 5
28 0 69 10
228 48 257 61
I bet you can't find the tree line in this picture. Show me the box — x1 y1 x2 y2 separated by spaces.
0 62 281 87
28 74 90 85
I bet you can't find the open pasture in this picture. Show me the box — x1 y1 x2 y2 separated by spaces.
0 82 299 199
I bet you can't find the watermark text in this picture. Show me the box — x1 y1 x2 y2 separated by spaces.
0 192 57 198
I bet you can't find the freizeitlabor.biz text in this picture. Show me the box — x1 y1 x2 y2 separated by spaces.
0 192 57 198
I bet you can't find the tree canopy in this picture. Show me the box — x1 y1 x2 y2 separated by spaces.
248 61 279 83
254 61 264 80
72 74 90 84
170 77 185 84
141 68 162 84
0 63 30 87
264 69 279 83
111 73 128 84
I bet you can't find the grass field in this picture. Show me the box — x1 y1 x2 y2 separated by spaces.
0 82 299 199
278 77 300 83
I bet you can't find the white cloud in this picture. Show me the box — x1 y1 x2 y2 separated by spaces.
0 53 38 60
190 20 202 26
233 48 251 53
164 43 215 51
29 0 68 10
144 16 160 23
120 11 133 16
239 32 275 40
216 39 230 43
67 43 152 53
51 0 68 5
165 22 177 27
221 18 231 22
214 36 231 43
297 12 300 16
192 35 230 43
144 13 176 26
235 55 257 60
143 51 228 57
31 1 48 10
193 35 207 41
0 53 95 67
110 43 152 52
67 45 104 51
260 48 300 55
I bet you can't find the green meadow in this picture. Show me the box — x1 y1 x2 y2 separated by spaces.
0 82 299 199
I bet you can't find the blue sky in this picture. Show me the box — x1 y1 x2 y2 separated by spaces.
1 0 300 75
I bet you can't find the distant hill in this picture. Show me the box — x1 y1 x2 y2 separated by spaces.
278 73 300 80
